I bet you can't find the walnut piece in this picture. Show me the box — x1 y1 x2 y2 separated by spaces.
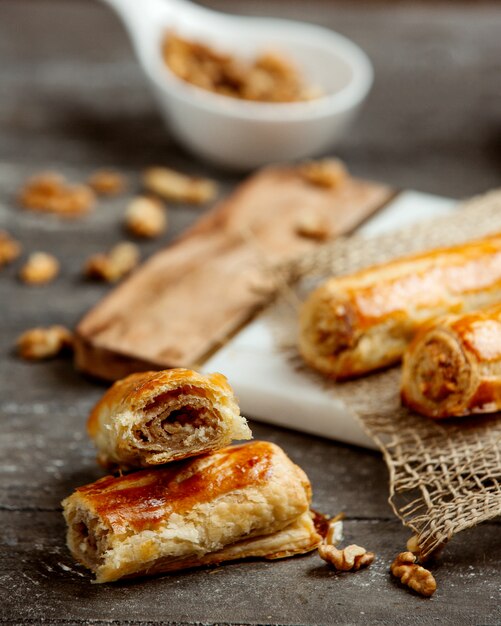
299 158 348 189
88 169 126 196
125 196 167 238
390 551 437 597
295 212 331 241
163 32 322 103
406 534 420 555
85 242 140 283
319 543 374 571
19 172 95 217
19 252 60 285
17 325 73 360
143 167 217 205
0 230 21 267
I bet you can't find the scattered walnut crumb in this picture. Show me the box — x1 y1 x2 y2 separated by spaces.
295 212 331 241
85 242 140 283
390 551 437 597
163 32 322 103
325 513 345 546
143 167 217 205
125 196 167 238
19 252 60 285
299 158 348 189
19 172 95 217
17 325 73 360
0 230 21 267
318 543 375 572
88 169 127 196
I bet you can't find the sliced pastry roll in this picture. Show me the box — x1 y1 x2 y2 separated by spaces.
299 233 501 379
87 368 251 470
402 303 501 418
62 441 321 583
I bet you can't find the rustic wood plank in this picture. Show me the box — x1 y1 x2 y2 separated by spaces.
75 167 392 380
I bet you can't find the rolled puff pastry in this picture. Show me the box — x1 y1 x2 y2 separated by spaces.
299 233 501 379
401 303 501 418
87 368 251 470
62 441 321 582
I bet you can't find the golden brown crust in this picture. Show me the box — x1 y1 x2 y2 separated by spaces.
401 303 501 418
72 441 276 533
300 233 501 379
87 368 251 470
62 441 320 582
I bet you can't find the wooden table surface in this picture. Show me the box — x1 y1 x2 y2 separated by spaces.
1 1 501 624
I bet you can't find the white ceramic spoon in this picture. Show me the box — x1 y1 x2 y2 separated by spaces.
101 0 374 169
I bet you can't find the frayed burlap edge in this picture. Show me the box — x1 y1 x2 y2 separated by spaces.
275 189 501 559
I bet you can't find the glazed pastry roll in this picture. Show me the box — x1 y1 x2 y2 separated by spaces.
62 441 321 583
299 233 501 379
87 368 251 470
401 303 501 418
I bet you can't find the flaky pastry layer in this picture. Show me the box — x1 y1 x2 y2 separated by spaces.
62 441 320 582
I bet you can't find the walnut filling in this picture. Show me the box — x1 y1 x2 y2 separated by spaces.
132 390 222 453
411 329 474 412
69 510 109 571
309 297 357 357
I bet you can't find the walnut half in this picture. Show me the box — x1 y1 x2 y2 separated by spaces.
19 252 60 285
143 167 217 204
88 169 127 196
19 172 95 217
295 212 331 241
390 551 437 597
125 196 167 239
318 543 375 572
17 325 73 360
85 242 140 283
0 230 22 267
299 158 348 189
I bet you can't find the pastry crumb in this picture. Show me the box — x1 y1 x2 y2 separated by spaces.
19 172 95 217
0 230 22 267
125 196 167 238
17 325 73 360
143 167 217 204
299 158 348 189
88 169 127 196
20 252 60 285
85 242 140 283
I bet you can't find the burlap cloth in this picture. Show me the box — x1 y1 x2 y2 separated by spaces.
274 189 501 559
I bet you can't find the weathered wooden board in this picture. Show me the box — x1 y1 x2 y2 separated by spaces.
75 166 392 380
